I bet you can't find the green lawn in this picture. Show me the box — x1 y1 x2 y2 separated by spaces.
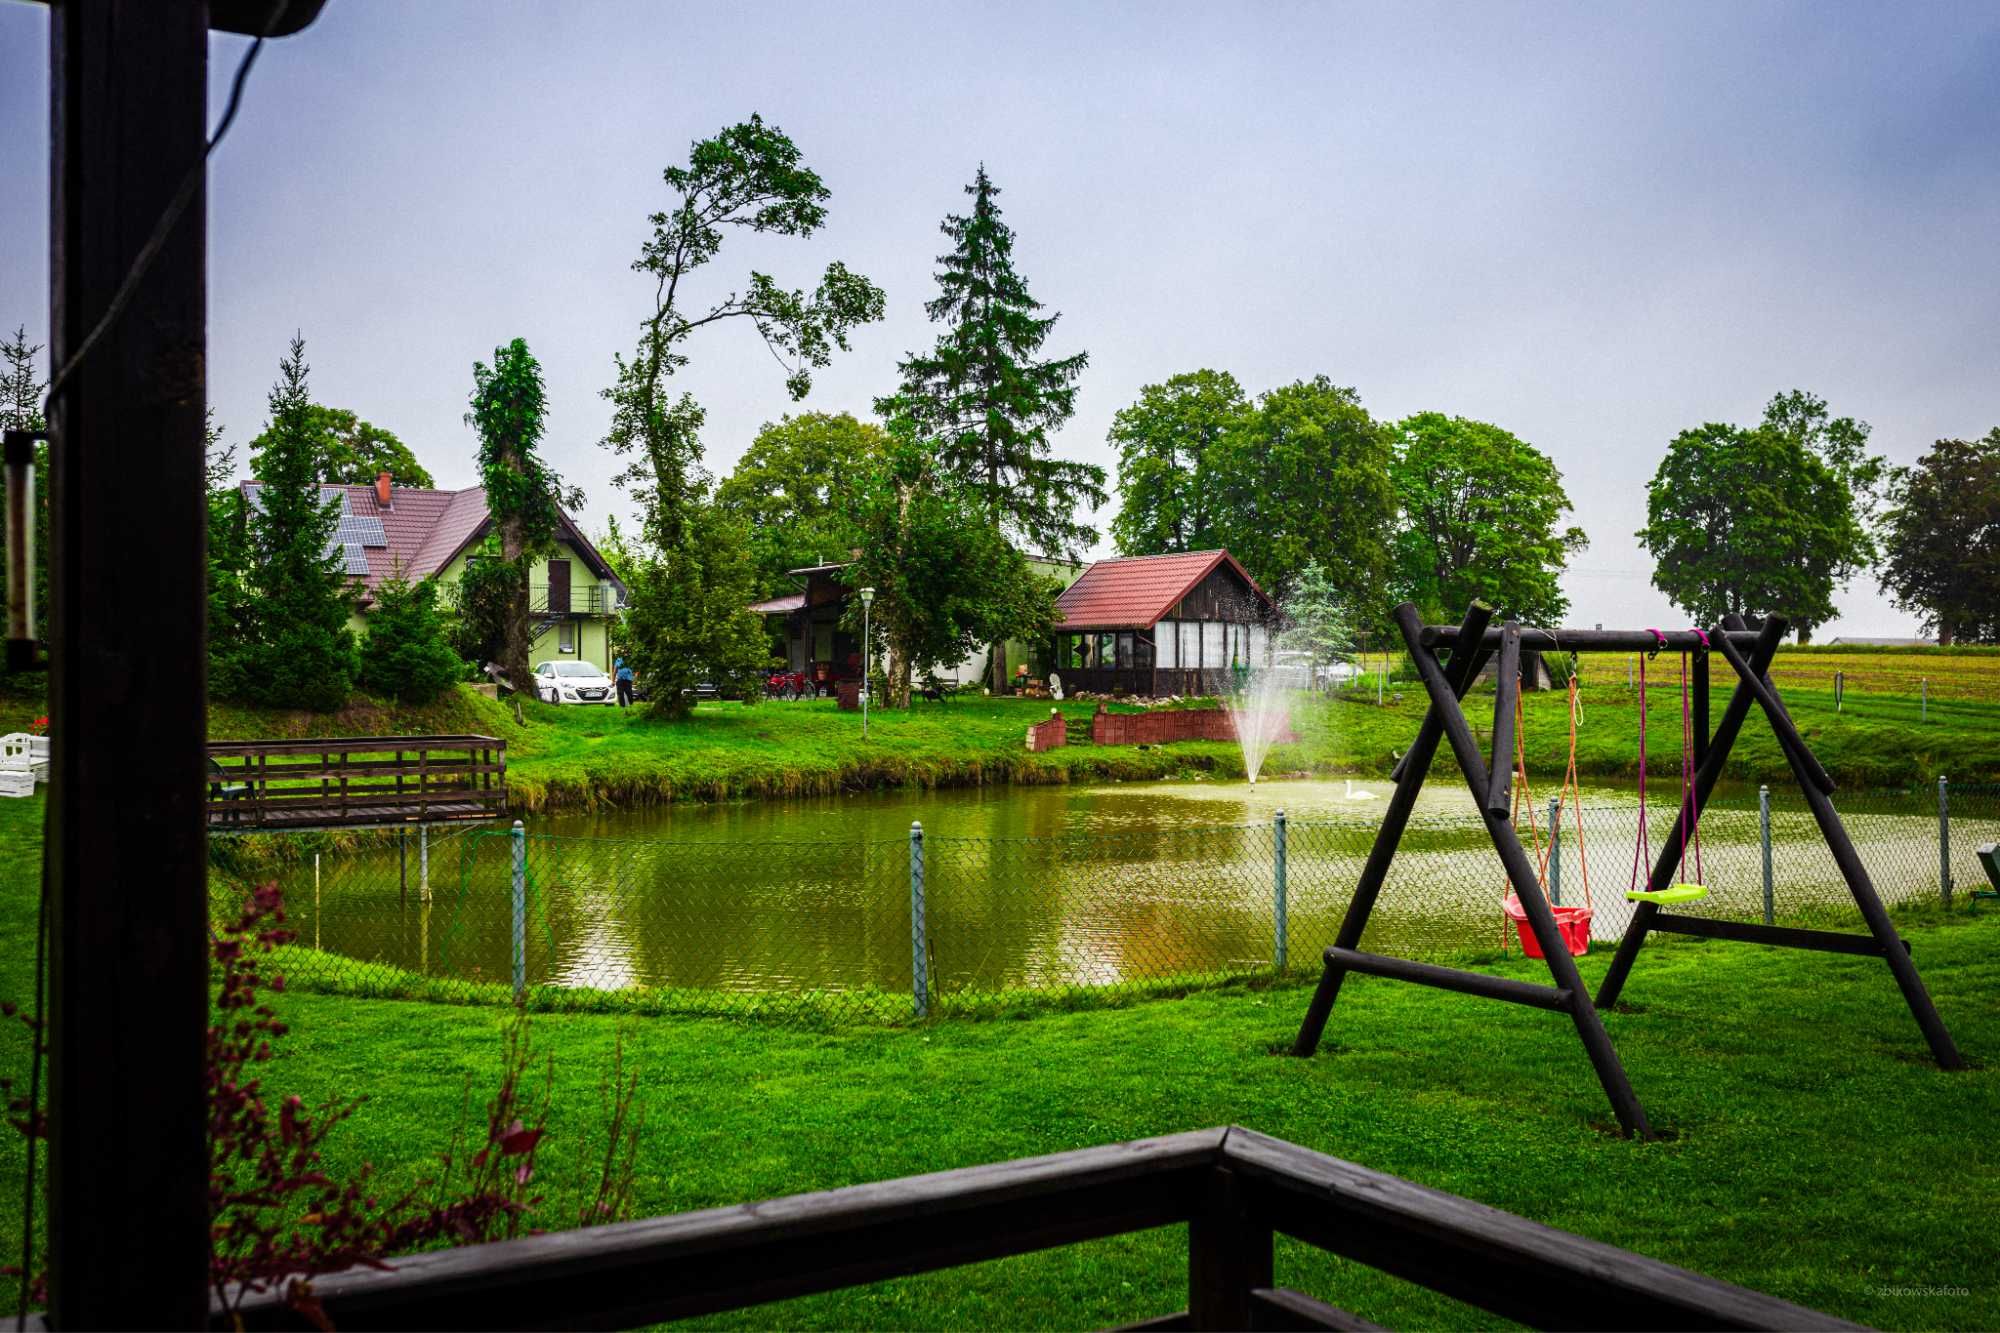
0 792 1995 1328
5 654 1998 817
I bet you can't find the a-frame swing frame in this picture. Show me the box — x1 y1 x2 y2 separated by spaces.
1291 602 1964 1138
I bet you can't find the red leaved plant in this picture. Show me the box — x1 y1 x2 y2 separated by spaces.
9 881 640 1331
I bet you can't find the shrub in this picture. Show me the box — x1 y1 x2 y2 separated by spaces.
360 574 463 704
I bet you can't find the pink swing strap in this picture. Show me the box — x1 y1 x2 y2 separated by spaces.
1679 630 1708 884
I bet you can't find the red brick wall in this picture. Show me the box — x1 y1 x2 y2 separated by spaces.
1025 711 1068 752
1087 706 1296 747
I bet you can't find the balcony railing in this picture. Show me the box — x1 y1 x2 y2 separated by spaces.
528 584 616 616
220 1126 1844 1330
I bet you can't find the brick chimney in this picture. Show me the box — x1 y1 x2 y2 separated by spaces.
375 470 392 508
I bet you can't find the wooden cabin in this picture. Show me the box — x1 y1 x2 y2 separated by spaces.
1051 549 1278 696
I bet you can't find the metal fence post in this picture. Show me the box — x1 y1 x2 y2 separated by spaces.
419 823 430 903
511 820 527 1005
1273 809 1288 972
1547 796 1562 906
1938 775 1950 905
313 852 321 952
1921 677 1928 722
910 821 929 1019
1759 785 1774 925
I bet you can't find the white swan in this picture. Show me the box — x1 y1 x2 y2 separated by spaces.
1344 779 1379 801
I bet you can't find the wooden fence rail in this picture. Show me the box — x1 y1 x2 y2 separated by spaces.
219 1126 1854 1331
205 735 507 831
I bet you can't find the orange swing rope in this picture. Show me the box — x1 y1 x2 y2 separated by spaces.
1501 671 1593 949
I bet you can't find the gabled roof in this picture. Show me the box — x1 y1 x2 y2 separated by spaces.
236 481 625 604
1054 549 1272 630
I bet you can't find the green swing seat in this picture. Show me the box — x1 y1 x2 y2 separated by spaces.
1626 883 1708 905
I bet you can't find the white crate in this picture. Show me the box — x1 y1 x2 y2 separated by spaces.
0 734 31 771
0 768 34 798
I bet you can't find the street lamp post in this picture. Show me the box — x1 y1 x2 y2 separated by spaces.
860 586 876 740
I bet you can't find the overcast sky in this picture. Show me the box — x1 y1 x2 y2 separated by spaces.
4 1 1996 634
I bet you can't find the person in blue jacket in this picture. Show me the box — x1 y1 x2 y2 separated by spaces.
614 658 636 708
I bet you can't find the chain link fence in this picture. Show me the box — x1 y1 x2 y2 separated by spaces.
210 780 2000 1026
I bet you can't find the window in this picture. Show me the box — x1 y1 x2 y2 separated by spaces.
1098 632 1116 668
558 621 575 653
1115 632 1134 669
1133 633 1155 671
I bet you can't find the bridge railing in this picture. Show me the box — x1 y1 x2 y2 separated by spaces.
205 735 507 831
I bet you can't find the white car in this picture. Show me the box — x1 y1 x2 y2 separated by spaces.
534 660 616 705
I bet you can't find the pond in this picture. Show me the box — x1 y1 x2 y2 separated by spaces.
262 774 1980 1018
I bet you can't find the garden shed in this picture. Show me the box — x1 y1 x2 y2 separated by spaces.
1052 549 1278 696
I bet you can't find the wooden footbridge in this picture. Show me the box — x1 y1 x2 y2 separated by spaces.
206 735 507 831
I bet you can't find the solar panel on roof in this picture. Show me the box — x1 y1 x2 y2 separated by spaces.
336 515 387 547
340 543 370 575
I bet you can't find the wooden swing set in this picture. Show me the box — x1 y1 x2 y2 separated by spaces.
1291 602 1965 1139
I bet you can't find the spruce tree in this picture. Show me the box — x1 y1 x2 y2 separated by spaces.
359 574 463 704
238 335 358 710
876 167 1104 689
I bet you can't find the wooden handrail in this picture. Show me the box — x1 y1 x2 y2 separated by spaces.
217 1127 1853 1331
205 736 507 830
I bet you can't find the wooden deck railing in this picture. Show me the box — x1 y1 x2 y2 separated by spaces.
205 735 507 831
220 1126 1852 1331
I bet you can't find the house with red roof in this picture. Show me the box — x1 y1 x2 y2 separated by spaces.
240 471 627 670
1052 549 1277 696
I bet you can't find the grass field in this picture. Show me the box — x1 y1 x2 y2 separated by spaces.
5 648 1999 817
0 792 1997 1328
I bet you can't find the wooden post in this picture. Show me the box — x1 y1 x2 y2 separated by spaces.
1187 1168 1271 1330
45 4 212 1325
1485 622 1520 818
1399 606 1651 1137
1294 602 1492 1057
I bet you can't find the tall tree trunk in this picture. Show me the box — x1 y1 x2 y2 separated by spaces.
1938 619 1954 647
1796 624 1812 645
500 507 532 695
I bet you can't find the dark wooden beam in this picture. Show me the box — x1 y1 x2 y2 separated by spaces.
225 1130 1226 1330
1422 626 1764 653
1221 1129 1861 1331
1248 1287 1387 1332
1321 947 1573 1012
1648 913 1898 957
1713 629 1835 794
1397 604 1651 1136
1484 621 1519 818
46 4 211 1325
1188 1167 1272 1330
1294 601 1491 1056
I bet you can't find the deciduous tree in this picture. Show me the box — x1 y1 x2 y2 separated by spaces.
251 405 433 489
715 411 882 597
1639 424 1856 632
844 431 1061 708
602 116 882 711
1878 430 2000 644
1107 370 1245 556
1638 392 1877 638
467 338 575 694
1390 412 1586 624
618 498 771 717
1 324 49 657
1204 376 1396 618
